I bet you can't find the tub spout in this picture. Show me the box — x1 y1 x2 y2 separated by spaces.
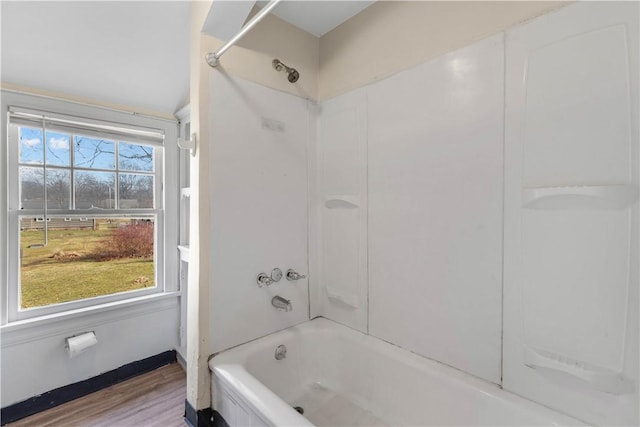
272 296 292 312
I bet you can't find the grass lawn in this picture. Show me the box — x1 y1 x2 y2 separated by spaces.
20 221 154 309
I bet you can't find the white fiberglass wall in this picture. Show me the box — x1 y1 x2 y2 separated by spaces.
208 72 311 353
503 2 639 425
313 3 638 424
314 34 505 384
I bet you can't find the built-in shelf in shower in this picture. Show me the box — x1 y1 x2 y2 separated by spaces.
522 185 638 210
326 286 359 309
524 347 634 395
324 195 359 209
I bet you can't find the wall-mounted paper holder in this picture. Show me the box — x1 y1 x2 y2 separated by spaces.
177 133 197 156
524 347 634 395
65 331 98 358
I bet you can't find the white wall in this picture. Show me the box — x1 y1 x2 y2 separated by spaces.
503 2 639 425
209 72 310 353
188 1 320 408
1 297 179 407
314 34 504 384
318 1 568 101
0 1 189 117
367 34 504 385
311 88 368 332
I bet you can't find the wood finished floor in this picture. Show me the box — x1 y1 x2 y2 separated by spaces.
8 363 186 427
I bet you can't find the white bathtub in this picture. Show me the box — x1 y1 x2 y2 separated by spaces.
210 318 583 426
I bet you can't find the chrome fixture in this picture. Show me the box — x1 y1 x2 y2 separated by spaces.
257 268 283 287
271 296 292 312
271 268 283 282
206 0 282 67
286 269 306 281
272 59 300 83
275 344 287 360
257 273 274 287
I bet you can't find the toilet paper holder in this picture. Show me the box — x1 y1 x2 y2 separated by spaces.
65 331 97 357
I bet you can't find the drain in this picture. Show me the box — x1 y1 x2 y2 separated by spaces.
293 406 304 415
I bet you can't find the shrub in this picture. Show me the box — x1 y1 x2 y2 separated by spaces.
104 222 154 258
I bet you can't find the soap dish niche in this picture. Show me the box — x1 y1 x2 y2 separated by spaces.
325 195 359 209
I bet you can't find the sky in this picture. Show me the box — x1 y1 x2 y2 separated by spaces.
19 127 153 172
19 126 156 209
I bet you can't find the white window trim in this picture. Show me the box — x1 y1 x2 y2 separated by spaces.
1 90 179 325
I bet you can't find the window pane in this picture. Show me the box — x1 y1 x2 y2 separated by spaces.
119 174 154 208
46 169 71 209
119 142 154 172
45 131 70 167
75 171 116 209
73 136 115 169
20 166 44 209
19 127 43 165
19 217 155 309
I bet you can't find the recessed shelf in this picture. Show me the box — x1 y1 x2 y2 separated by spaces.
326 286 359 309
522 185 638 210
324 195 359 209
524 347 634 395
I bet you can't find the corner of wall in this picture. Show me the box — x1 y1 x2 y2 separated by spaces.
200 8 319 101
317 1 570 101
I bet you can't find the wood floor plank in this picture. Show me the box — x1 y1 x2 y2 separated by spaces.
8 363 186 427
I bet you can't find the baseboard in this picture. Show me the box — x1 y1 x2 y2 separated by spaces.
1 350 176 425
212 410 230 427
184 399 216 427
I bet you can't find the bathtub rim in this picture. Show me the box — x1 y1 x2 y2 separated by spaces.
209 316 585 426
213 363 313 427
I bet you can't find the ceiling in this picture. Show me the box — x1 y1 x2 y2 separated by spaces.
1 1 190 116
256 1 374 37
1 1 373 115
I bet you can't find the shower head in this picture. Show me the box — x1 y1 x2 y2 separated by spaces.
272 59 299 83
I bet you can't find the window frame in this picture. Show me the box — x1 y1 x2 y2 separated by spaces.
1 91 179 324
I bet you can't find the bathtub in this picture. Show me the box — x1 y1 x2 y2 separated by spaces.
210 318 583 426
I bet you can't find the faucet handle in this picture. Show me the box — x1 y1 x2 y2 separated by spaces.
286 269 306 281
257 273 274 287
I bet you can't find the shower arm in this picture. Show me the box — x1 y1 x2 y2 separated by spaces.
272 59 300 83
206 0 282 68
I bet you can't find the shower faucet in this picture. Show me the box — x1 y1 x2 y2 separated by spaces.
271 296 292 312
286 269 306 281
257 268 283 287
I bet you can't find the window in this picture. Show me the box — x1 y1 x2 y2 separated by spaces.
4 97 178 322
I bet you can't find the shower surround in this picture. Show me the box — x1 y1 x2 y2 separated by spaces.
204 2 639 426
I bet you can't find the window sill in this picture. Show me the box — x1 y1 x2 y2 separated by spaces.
1 292 180 347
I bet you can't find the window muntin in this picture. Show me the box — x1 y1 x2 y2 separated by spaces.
6 106 168 321
17 126 156 211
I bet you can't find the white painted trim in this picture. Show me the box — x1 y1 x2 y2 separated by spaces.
1 292 179 347
1 90 180 323
174 104 191 123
